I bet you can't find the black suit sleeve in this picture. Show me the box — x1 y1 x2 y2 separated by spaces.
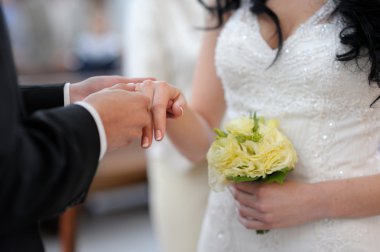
0 5 101 235
0 104 101 234
20 84 65 114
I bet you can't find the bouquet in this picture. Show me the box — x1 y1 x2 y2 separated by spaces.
207 113 297 234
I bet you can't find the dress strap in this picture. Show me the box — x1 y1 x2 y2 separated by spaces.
308 0 337 25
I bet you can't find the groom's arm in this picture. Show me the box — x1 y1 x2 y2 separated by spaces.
20 84 66 114
20 76 158 115
0 101 101 235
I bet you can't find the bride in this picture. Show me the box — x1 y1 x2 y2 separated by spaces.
133 0 380 251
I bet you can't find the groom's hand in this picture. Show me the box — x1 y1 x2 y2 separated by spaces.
69 76 155 103
84 84 152 151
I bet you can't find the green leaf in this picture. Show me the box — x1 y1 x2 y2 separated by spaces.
228 168 292 184
250 132 262 142
228 175 260 183
256 230 270 235
252 112 259 133
261 167 292 184
235 134 247 143
214 128 228 138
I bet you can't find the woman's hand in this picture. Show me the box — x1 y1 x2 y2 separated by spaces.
128 80 187 148
230 181 326 230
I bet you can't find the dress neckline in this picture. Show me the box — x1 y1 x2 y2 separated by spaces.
252 0 335 52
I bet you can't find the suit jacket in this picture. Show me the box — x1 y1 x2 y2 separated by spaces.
0 6 101 252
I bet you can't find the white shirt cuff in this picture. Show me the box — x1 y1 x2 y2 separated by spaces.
75 101 108 160
64 83 71 106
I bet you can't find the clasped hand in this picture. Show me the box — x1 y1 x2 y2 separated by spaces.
125 80 186 148
72 77 186 151
230 181 325 231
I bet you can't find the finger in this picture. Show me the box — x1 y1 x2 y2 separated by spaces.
237 204 265 222
139 81 155 147
151 82 171 141
169 96 186 118
231 187 259 209
234 182 261 195
151 81 181 141
238 215 269 231
140 80 155 101
141 118 153 149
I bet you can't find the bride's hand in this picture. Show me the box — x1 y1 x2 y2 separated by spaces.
129 80 187 148
230 181 326 230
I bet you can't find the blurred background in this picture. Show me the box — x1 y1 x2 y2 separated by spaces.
3 0 209 252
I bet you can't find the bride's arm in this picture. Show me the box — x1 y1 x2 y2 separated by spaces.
231 174 380 230
165 25 226 162
138 14 228 162
316 174 380 219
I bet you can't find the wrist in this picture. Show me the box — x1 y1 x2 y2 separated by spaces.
311 181 334 220
69 83 87 103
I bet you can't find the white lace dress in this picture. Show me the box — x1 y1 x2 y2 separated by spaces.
197 1 380 251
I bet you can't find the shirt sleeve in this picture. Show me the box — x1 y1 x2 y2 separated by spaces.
63 82 71 106
75 101 108 160
64 83 107 160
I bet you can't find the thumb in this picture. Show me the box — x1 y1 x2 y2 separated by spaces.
171 96 187 118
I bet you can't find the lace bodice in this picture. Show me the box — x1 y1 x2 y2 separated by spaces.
198 1 380 251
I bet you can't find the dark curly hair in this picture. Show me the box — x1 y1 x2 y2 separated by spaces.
198 0 380 105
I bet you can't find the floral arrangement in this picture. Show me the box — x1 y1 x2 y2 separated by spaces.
207 113 297 189
207 113 298 233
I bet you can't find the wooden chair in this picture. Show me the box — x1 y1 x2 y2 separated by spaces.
59 142 147 252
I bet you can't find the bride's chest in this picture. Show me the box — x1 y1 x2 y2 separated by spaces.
215 10 377 112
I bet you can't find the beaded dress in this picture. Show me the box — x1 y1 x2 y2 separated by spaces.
197 0 380 251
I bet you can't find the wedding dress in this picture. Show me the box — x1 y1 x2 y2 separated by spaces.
198 0 380 251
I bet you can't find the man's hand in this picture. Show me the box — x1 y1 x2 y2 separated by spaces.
83 84 152 151
69 76 155 103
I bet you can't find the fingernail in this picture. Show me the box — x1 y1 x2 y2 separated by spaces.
155 130 163 141
179 106 184 116
142 137 150 148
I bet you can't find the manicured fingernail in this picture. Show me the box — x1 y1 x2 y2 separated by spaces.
142 137 150 148
155 130 163 141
